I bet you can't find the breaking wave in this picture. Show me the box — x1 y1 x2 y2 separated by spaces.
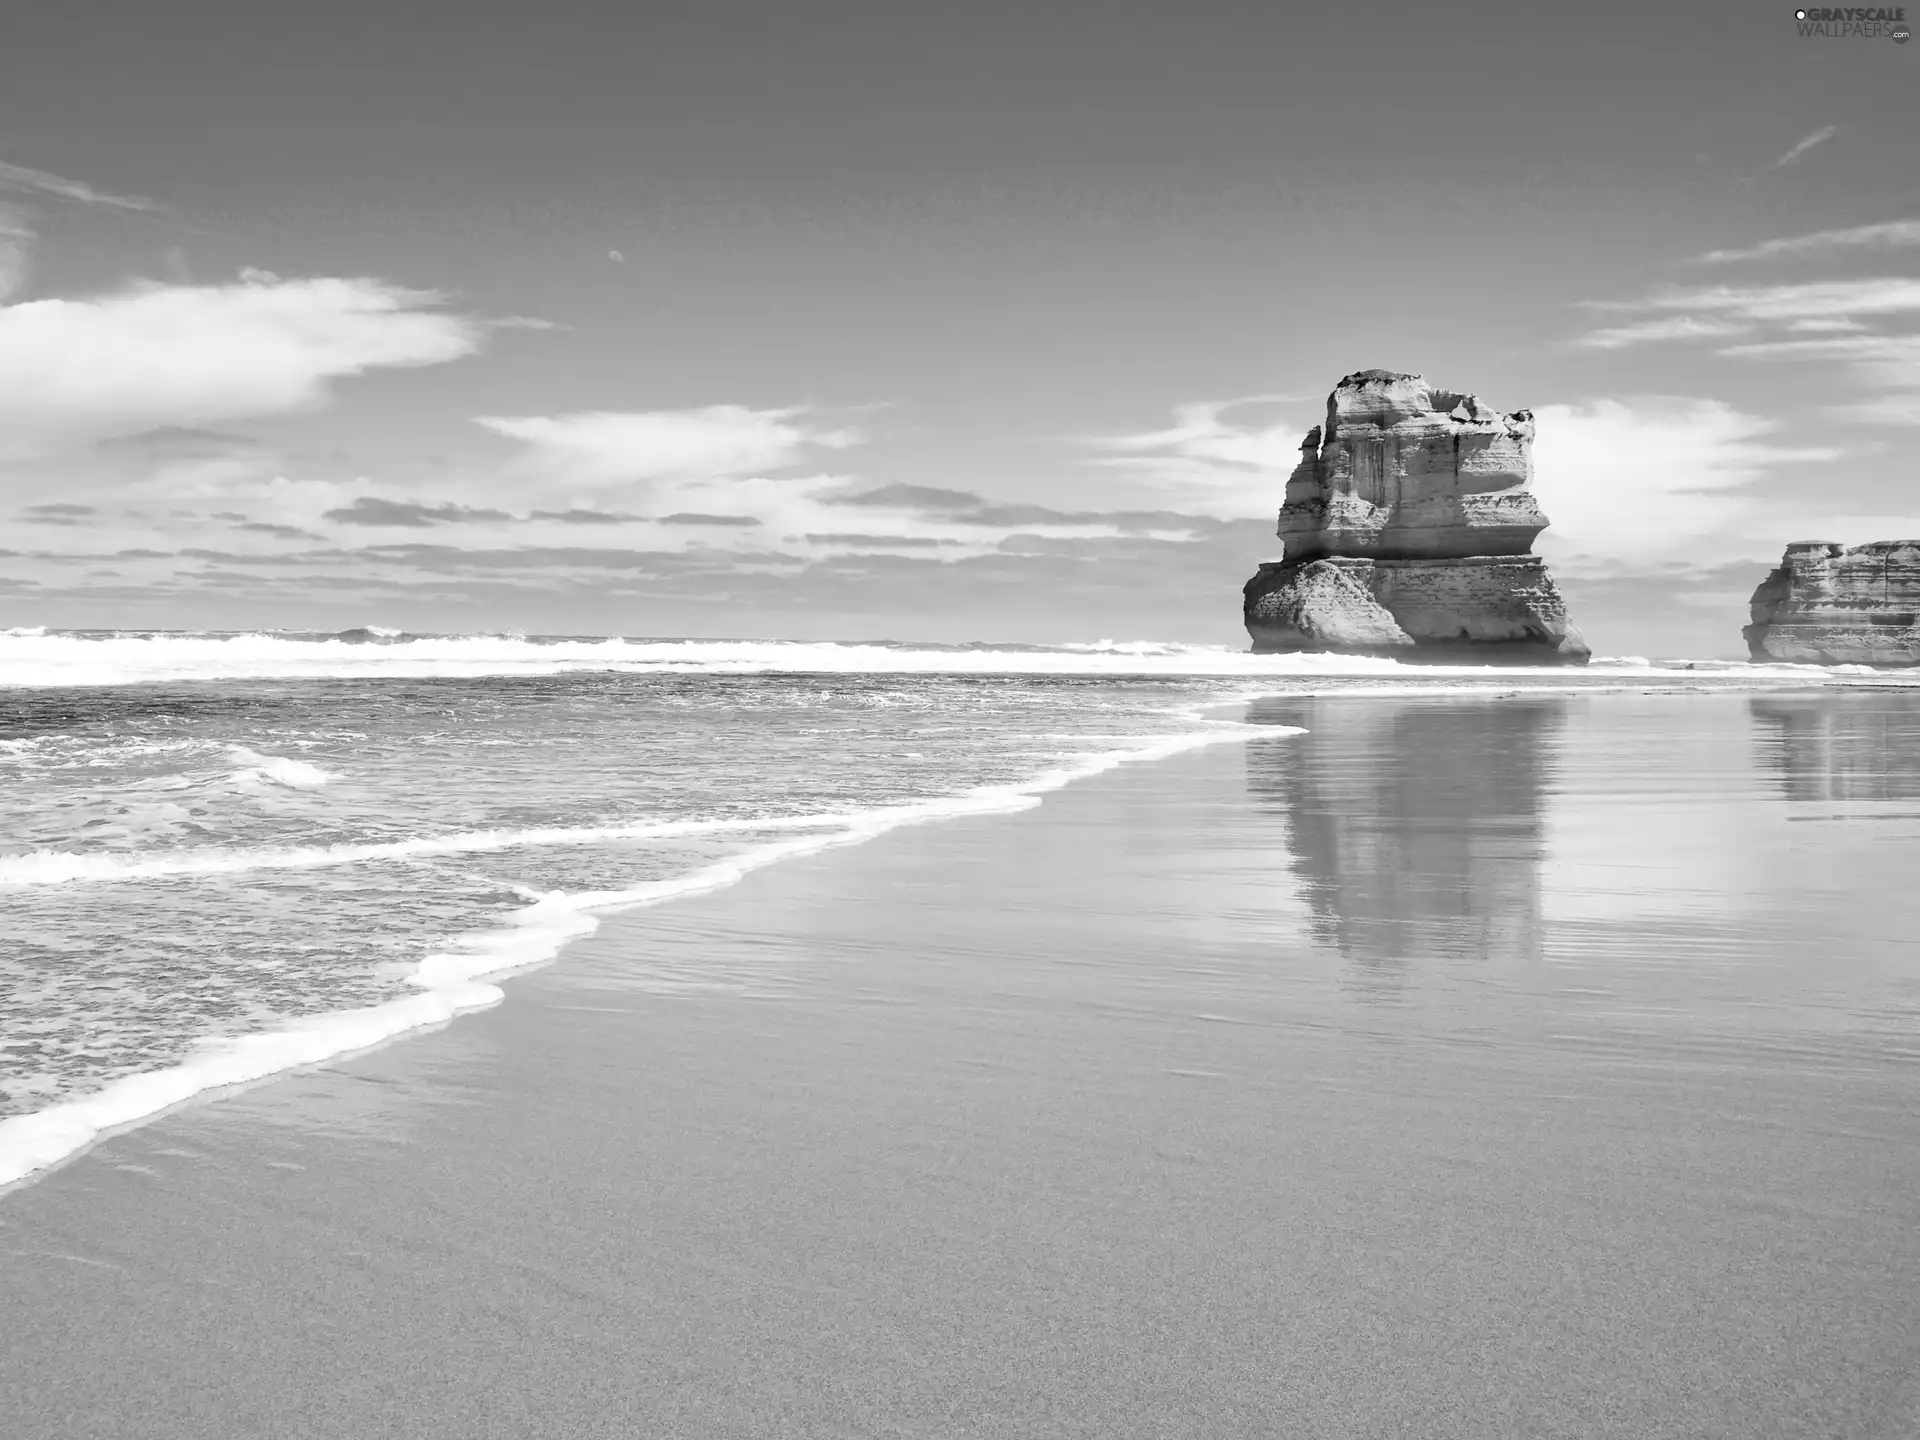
0 627 1866 688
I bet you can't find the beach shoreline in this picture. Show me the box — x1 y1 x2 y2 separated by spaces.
6 692 1920 1438
6 672 1899 1197
0 697 1290 1196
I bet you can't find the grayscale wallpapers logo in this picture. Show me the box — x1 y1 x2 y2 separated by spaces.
1794 6 1911 38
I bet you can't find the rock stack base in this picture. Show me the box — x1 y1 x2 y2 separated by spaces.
1244 554 1588 664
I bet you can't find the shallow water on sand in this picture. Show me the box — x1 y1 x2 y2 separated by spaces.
497 686 1920 1437
1238 690 1920 1067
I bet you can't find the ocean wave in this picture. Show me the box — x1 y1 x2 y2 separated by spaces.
0 628 1875 688
224 748 332 791
0 718 1297 1191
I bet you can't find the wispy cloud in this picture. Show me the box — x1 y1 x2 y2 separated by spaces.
0 159 157 212
659 511 763 527
16 502 97 526
802 533 957 548
831 483 983 512
526 507 645 525
1693 218 1920 266
0 160 159 303
1580 278 1920 331
323 496 514 527
1716 332 1920 425
1570 269 1920 423
1740 125 1839 186
1573 315 1756 351
1084 394 1306 518
234 521 321 541
1772 124 1839 170
475 406 862 486
825 483 1208 538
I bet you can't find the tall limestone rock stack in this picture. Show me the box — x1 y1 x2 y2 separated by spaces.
1242 370 1589 664
1744 540 1920 666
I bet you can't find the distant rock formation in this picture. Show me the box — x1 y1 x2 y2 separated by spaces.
1744 541 1920 666
1243 370 1589 664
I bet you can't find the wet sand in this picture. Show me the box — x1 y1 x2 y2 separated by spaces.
4 690 1920 1438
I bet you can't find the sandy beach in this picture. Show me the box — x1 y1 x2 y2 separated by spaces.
5 691 1920 1439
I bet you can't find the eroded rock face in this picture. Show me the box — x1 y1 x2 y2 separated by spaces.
1277 369 1547 562
1245 370 1589 665
1744 541 1920 666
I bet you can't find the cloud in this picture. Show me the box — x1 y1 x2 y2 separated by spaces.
475 405 861 485
1572 315 1756 350
1739 125 1839 186
16 502 97 526
1783 317 1868 334
323 496 514 527
0 159 158 303
1530 397 1841 576
472 404 956 556
1717 332 1920 424
1771 125 1839 169
1580 279 1920 336
96 425 265 461
823 482 1211 539
1571 275 1920 424
1693 218 1920 266
1084 394 1306 517
526 507 644 525
0 159 156 212
75 425 285 498
831 483 984 512
0 274 484 456
474 403 1185 561
1718 333 1920 363
6 387 1271 620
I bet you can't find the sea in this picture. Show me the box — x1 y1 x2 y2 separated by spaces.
2 624 1913 1191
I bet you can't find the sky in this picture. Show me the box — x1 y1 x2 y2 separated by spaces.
0 0 1915 656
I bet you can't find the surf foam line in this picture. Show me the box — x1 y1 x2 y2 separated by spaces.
0 813 868 888
0 719 1299 1193
2 628 1887 687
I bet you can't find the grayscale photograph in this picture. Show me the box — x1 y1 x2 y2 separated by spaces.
1 2 1917 1436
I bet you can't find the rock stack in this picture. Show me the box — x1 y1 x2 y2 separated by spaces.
1745 540 1920 666
1243 370 1589 664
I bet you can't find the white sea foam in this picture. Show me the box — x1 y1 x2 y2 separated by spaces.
0 812 857 888
226 748 333 790
0 718 1297 1191
1 628 1879 688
